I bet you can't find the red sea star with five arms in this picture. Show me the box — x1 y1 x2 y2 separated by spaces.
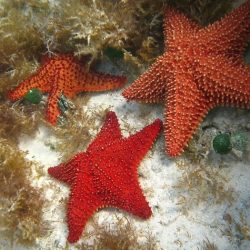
123 1 250 157
48 111 162 243
8 54 126 125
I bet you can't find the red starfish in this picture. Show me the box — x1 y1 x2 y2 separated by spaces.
7 54 126 125
123 1 250 157
48 111 162 243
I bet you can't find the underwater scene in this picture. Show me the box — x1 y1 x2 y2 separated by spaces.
0 0 250 249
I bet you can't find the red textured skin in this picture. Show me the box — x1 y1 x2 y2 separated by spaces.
123 1 250 157
48 111 162 243
7 54 127 125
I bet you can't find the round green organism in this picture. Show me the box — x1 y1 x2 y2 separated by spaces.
24 88 42 104
212 133 232 154
231 131 248 151
104 47 124 59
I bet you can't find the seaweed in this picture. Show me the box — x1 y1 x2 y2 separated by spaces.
76 215 158 250
199 238 218 250
0 102 43 145
175 158 234 215
169 0 234 26
50 97 109 161
0 140 46 245
48 0 166 65
223 212 250 246
0 0 47 66
0 0 166 67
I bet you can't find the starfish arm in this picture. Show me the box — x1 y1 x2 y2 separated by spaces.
74 72 126 94
46 86 62 125
7 74 50 101
164 73 213 156
91 118 162 187
67 180 102 243
48 163 68 183
196 55 250 108
106 178 152 219
49 153 99 243
91 155 152 219
48 153 86 185
122 56 170 103
90 119 161 219
163 7 200 48
198 0 250 54
91 119 161 182
123 119 162 167
87 111 122 153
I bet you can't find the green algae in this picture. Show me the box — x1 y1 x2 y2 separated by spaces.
24 88 42 104
213 133 232 154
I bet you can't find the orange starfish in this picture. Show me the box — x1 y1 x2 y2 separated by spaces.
8 54 126 125
48 111 162 243
123 1 250 157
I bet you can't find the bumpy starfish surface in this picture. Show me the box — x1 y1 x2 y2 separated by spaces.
123 1 250 157
48 111 162 243
8 54 126 125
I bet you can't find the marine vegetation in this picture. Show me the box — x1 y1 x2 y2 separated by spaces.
199 238 218 250
170 0 234 25
223 212 250 246
175 158 234 215
0 141 45 245
76 215 158 250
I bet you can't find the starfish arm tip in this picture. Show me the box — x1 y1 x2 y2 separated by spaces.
106 110 117 119
7 90 17 101
121 89 129 99
7 87 26 101
67 233 79 244
146 118 163 137
47 165 62 180
166 148 183 157
141 205 152 219
154 118 163 127
48 166 56 174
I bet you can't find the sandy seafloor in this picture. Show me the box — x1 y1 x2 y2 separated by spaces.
4 82 250 250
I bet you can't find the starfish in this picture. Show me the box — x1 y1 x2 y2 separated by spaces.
123 1 250 157
7 54 126 125
48 111 162 243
